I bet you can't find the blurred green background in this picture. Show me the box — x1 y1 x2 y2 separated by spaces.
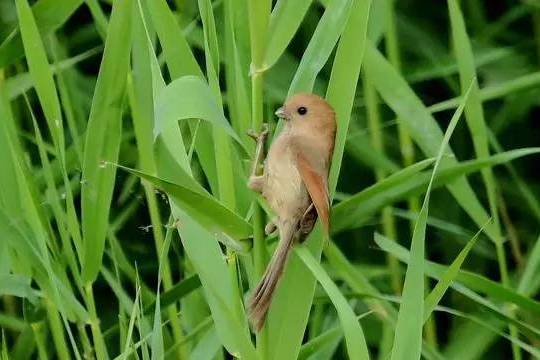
1 0 540 359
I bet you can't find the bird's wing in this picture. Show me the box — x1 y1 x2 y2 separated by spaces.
293 142 330 233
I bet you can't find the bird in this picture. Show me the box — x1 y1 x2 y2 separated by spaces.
247 93 336 331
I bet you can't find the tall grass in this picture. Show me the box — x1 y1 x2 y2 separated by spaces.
1 0 540 359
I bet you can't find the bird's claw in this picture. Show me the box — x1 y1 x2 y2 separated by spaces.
247 129 258 141
247 124 269 143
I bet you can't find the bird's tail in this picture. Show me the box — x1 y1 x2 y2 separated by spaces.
248 221 297 331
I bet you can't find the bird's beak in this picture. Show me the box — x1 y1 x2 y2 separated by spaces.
275 107 290 120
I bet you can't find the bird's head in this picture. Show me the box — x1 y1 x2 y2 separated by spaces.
275 93 336 134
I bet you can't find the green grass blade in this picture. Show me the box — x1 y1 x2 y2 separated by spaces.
295 246 370 359
16 2 83 270
262 0 314 71
375 235 540 322
428 71 540 114
7 45 101 100
0 275 40 304
437 307 540 358
298 325 342 360
150 217 174 360
80 0 133 283
364 43 498 242
288 0 354 95
115 165 252 244
15 0 64 155
517 235 540 294
1 330 8 360
423 224 487 323
390 78 473 360
332 147 540 233
154 75 245 149
146 0 221 193
120 286 140 359
143 275 201 315
146 0 203 78
448 0 502 244
0 0 83 67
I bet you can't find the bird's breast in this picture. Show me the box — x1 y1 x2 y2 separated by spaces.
263 136 309 219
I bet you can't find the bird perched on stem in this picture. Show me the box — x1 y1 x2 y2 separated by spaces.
247 93 336 331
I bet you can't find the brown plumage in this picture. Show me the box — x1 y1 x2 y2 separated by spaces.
247 93 336 331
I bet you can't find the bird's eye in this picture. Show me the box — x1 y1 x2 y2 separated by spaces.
297 106 307 115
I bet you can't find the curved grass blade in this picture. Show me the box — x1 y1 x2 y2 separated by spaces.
296 246 370 359
0 275 40 304
374 235 540 325
364 43 497 242
115 164 252 244
437 307 540 358
298 311 374 360
332 148 540 233
423 223 488 323
146 0 203 78
154 75 244 149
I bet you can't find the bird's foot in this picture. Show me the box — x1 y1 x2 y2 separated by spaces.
299 204 317 237
247 123 269 179
247 123 269 143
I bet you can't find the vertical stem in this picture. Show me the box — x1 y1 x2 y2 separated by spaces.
248 0 271 354
84 284 108 360
46 299 70 360
31 322 49 360
250 72 267 279
77 324 93 359
250 70 269 360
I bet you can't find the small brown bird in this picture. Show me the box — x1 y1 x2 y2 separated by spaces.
247 93 336 331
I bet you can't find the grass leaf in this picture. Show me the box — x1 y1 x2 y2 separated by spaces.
81 0 133 283
263 0 314 70
390 78 473 360
332 148 540 233
154 76 242 144
423 224 487 323
116 164 252 244
296 246 370 359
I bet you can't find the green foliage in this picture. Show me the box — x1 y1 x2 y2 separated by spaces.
1 0 540 359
